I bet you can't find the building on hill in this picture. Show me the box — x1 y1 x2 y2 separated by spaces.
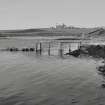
56 23 67 30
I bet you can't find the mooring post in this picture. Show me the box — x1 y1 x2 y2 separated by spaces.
78 42 79 49
48 42 51 56
78 42 81 49
39 42 42 55
69 44 71 53
59 42 63 57
79 41 82 49
36 42 38 53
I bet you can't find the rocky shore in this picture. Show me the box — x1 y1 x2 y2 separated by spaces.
66 45 105 58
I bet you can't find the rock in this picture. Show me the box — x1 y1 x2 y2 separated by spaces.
98 66 105 72
71 98 78 103
30 48 35 51
101 84 105 88
70 49 81 57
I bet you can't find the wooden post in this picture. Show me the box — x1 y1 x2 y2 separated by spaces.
79 41 82 49
48 42 51 56
78 42 81 49
69 44 71 53
36 43 38 53
39 42 42 55
59 42 63 57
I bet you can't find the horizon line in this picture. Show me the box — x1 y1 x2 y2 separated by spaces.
0 25 105 31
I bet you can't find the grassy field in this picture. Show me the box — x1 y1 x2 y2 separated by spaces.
0 27 100 37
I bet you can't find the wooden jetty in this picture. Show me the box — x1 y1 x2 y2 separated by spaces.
3 38 90 57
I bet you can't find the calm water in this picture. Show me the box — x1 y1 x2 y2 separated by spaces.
0 37 80 49
0 37 105 105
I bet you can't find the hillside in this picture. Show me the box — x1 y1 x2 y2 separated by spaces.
87 28 105 38
0 26 104 38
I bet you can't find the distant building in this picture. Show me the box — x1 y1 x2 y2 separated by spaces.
56 23 67 30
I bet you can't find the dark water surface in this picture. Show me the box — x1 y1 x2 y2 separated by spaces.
0 51 104 105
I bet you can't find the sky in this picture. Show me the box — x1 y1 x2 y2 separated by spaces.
0 0 105 29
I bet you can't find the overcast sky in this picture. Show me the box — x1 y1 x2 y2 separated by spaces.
0 0 105 29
